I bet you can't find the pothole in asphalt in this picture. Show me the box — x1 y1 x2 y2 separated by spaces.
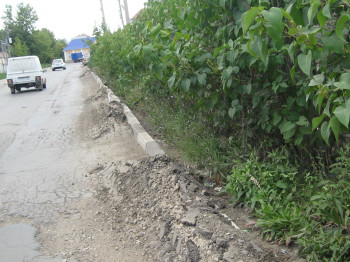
0 223 76 262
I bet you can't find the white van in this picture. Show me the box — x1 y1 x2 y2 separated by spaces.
6 56 47 94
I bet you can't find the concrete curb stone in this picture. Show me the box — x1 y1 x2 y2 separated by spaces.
89 69 165 157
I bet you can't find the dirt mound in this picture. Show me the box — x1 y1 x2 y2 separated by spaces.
93 155 300 261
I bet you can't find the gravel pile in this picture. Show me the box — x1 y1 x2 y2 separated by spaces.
92 154 299 262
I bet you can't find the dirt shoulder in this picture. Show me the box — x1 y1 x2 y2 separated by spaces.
39 68 303 261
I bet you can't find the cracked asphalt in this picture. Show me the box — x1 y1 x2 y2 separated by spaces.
0 63 147 261
0 64 90 223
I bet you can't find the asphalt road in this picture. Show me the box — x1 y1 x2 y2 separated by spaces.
0 64 88 223
0 63 147 261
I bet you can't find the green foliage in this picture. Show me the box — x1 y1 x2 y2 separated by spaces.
12 36 30 56
88 0 350 259
2 3 38 45
90 0 350 149
1 3 65 63
225 146 350 261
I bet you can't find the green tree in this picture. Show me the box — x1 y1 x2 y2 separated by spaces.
30 29 55 63
2 3 38 45
52 39 67 59
12 36 29 56
1 3 66 63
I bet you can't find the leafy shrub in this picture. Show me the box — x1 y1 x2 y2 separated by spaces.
224 147 350 261
89 0 350 259
91 0 350 151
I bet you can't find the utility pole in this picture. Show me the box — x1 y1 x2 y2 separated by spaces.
117 0 125 28
6 30 11 58
100 0 107 29
123 0 130 24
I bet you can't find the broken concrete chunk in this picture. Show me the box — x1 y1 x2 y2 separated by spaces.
181 209 199 226
176 237 182 254
195 227 213 239
186 239 200 262
159 221 171 240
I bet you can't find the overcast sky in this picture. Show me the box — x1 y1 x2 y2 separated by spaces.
0 0 148 42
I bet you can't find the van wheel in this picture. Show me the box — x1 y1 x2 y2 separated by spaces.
10 87 15 94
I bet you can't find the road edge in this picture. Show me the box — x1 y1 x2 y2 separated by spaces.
89 69 165 157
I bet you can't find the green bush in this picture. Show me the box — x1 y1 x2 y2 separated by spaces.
224 147 350 261
90 0 350 152
89 0 350 259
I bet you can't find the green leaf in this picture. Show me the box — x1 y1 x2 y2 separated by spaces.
167 75 176 88
219 0 226 8
312 114 326 131
197 73 207 86
142 44 153 56
181 78 191 92
288 42 295 62
276 181 287 189
294 133 304 146
323 100 331 117
150 23 162 36
283 127 296 140
300 126 312 135
160 30 170 38
232 66 239 74
272 83 279 93
307 0 321 26
209 93 220 109
262 7 283 49
289 3 304 26
279 120 296 133
134 44 142 56
223 66 234 80
334 105 350 128
310 195 323 201
309 74 324 86
243 83 252 94
317 10 326 27
336 14 350 42
228 107 236 119
322 4 331 18
248 35 268 66
329 116 340 142
334 73 350 90
297 50 312 77
320 121 330 145
281 9 293 21
296 116 310 126
322 34 344 54
272 111 282 126
317 93 325 114
242 7 260 34
290 65 296 80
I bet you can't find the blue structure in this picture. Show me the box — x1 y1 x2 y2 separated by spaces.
63 35 96 62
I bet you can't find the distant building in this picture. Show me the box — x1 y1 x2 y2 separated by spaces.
63 34 96 62
131 9 143 21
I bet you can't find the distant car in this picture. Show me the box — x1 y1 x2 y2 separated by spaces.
6 55 47 94
52 59 66 71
